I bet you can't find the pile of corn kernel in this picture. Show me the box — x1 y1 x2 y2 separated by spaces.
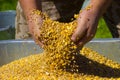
1 48 120 80
0 10 120 80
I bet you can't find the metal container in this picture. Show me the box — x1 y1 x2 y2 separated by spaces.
0 10 16 40
0 10 16 29
0 38 120 66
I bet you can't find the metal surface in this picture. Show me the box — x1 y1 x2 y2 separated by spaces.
85 38 120 63
0 38 120 66
0 10 16 29
0 10 16 40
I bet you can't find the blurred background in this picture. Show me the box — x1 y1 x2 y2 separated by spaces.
0 0 112 40
0 0 17 40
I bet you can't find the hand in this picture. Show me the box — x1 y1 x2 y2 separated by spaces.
71 8 100 48
28 14 44 47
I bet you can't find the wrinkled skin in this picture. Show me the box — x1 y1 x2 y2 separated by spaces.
71 7 99 48
28 14 44 46
19 0 112 48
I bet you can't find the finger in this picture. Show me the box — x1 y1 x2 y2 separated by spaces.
78 21 97 46
71 18 87 42
37 37 44 48
76 44 84 52
77 28 95 48
76 18 98 47
32 35 44 47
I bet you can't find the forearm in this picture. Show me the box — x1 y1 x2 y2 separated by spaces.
19 0 43 37
19 0 41 19
89 0 113 17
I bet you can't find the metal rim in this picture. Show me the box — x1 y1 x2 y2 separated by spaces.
0 38 120 44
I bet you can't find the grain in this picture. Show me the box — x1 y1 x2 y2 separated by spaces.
0 10 120 80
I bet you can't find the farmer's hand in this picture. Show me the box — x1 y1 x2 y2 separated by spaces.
28 14 44 47
19 0 42 46
71 0 112 48
71 6 100 48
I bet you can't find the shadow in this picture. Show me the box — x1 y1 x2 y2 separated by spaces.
65 53 120 78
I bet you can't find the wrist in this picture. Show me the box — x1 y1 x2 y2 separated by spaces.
89 0 112 16
27 9 43 26
27 10 43 33
81 5 101 20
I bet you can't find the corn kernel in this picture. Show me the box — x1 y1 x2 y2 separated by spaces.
0 10 120 80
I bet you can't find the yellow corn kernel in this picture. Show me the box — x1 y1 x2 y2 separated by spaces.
0 10 120 80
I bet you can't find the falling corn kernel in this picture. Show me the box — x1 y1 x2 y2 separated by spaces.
0 10 120 80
